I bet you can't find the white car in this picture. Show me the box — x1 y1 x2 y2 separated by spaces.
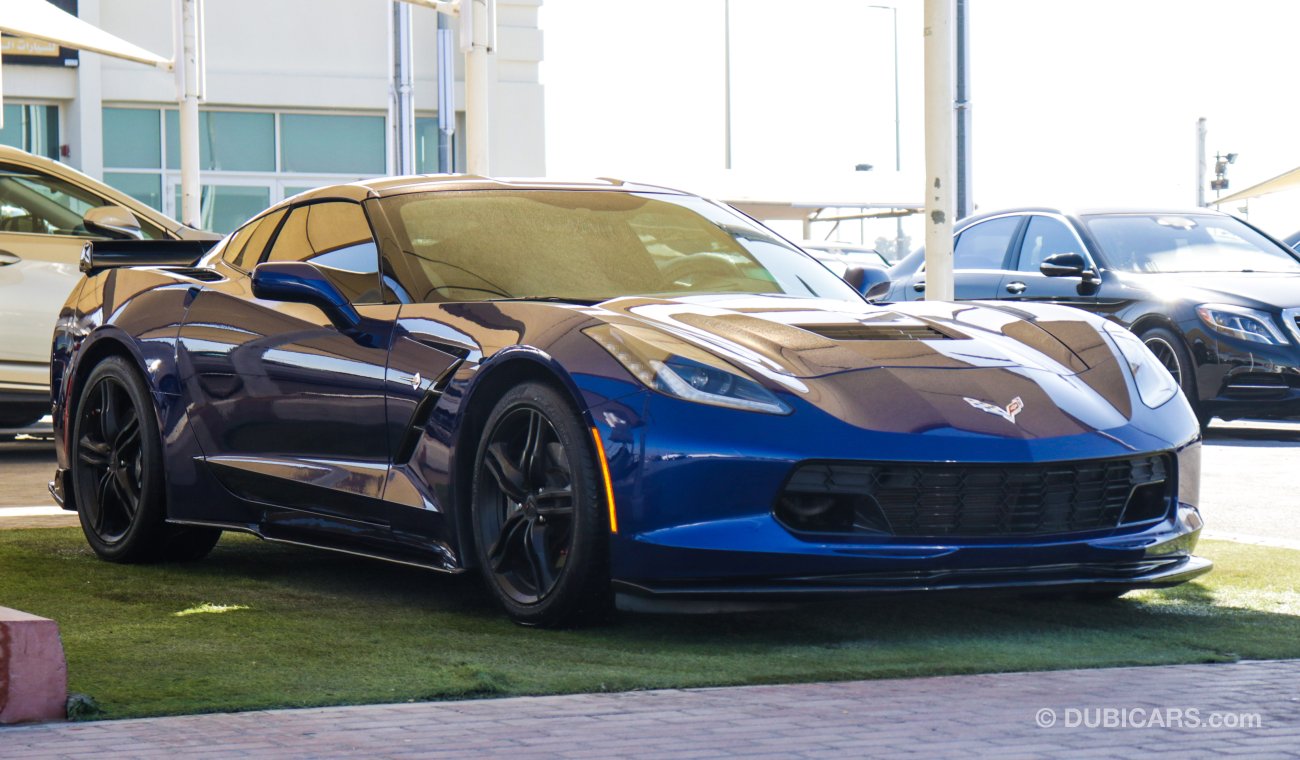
0 146 217 432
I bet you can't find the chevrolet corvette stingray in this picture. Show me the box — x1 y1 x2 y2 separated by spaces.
49 177 1210 626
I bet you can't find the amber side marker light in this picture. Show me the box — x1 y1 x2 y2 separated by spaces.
590 427 618 533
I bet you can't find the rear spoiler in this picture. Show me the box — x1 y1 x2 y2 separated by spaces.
79 238 220 274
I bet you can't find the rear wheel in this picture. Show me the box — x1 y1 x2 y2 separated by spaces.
71 357 219 563
1138 326 1208 426
471 382 611 627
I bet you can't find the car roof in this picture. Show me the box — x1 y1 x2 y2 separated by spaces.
281 175 688 206
956 205 1236 229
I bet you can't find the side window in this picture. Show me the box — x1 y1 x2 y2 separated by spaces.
222 208 286 271
953 216 1021 270
1017 216 1082 272
265 202 380 304
0 163 166 239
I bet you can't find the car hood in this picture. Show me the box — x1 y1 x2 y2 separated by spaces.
599 293 1107 379
1116 271 1300 310
595 294 1138 435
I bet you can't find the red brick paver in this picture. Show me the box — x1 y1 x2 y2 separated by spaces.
3 659 1299 758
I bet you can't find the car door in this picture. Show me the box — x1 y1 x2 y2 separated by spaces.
997 214 1101 308
0 161 168 392
176 200 397 529
906 215 1024 300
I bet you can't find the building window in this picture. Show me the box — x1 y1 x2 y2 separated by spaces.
165 111 276 172
101 107 391 233
280 114 385 175
0 104 60 161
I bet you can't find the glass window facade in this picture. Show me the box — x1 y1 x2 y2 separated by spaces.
103 108 162 169
101 107 394 233
165 111 275 172
0 105 60 161
280 114 386 175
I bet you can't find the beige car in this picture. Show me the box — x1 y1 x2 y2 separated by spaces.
0 146 217 431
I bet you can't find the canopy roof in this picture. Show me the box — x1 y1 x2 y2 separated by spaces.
0 0 169 67
1212 165 1300 207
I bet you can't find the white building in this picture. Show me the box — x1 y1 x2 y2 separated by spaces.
1 0 545 232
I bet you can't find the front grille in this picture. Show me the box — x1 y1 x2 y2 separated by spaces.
797 323 951 341
776 455 1172 538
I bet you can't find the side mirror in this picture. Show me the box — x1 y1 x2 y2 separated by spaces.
1039 252 1089 278
844 266 893 302
83 206 144 240
252 261 362 332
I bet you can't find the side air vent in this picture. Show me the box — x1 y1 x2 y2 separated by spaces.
796 323 952 341
166 267 224 282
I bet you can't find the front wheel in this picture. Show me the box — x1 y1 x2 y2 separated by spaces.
471 382 611 627
71 357 220 563
1139 326 1208 426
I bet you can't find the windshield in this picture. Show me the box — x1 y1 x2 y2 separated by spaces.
378 190 862 303
1083 214 1300 274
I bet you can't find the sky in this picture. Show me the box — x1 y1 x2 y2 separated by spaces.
540 0 1300 244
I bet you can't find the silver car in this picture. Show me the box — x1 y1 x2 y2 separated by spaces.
0 146 217 433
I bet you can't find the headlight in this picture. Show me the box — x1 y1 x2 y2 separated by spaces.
585 323 791 414
1195 303 1289 345
1102 321 1180 409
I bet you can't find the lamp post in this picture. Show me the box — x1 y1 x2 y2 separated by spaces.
868 4 903 257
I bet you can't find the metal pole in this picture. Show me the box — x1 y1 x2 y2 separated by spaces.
888 6 902 254
463 0 494 176
392 1 415 175
437 11 456 172
1196 117 1207 207
177 0 202 228
923 0 955 301
954 0 972 220
723 0 732 169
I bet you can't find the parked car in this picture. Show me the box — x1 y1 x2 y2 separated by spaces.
887 207 1300 424
0 146 217 431
797 240 892 277
1282 230 1300 252
51 178 1208 626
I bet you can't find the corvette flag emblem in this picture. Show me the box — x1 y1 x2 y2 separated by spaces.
964 396 1024 424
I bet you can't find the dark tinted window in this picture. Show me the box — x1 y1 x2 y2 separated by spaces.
1016 216 1082 272
223 208 285 271
1084 214 1300 274
265 202 381 303
953 216 1020 270
378 190 862 304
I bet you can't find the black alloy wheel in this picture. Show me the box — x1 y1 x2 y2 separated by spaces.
72 357 220 563
1138 325 1207 426
472 382 610 626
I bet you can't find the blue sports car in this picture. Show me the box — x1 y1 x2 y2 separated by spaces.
49 177 1210 626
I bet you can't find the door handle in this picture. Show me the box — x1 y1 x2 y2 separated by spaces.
912 280 926 292
1005 281 1027 295
0 251 21 266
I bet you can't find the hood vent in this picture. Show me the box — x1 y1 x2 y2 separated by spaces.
797 323 952 341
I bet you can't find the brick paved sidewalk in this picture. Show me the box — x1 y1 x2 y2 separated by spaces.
4 660 1299 759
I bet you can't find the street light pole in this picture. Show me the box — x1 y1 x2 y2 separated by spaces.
723 0 732 170
868 4 902 255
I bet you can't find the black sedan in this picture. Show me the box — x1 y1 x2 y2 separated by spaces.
887 208 1300 424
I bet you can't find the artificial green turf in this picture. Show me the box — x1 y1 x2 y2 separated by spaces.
1 528 1297 720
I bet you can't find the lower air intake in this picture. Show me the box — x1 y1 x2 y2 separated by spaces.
776 455 1173 538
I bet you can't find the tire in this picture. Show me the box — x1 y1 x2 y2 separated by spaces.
1137 326 1207 425
470 382 611 627
71 356 220 563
